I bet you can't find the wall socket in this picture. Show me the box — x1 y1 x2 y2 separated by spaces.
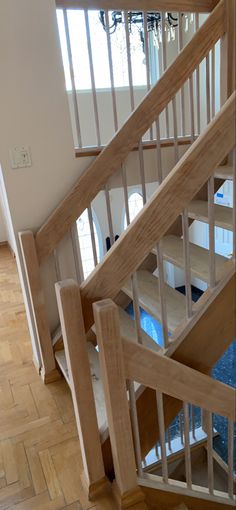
10 146 32 169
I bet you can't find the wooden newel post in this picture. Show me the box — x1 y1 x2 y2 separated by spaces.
93 299 147 510
55 280 109 501
19 230 60 383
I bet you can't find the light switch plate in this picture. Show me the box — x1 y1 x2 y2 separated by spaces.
10 146 32 169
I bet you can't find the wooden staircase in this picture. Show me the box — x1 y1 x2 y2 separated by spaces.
18 0 235 508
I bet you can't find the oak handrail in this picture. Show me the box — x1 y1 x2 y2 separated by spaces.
35 0 225 263
93 298 235 420
80 92 236 329
122 337 235 421
56 0 219 12
75 137 193 158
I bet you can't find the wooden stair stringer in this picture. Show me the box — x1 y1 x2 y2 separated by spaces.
141 483 235 510
102 271 236 474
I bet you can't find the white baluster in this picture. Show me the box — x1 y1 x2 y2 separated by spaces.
189 74 195 142
84 9 101 146
124 11 135 112
172 96 179 164
178 12 185 136
104 10 118 132
206 411 214 495
128 380 143 476
138 140 147 205
183 402 192 489
208 177 216 288
104 185 114 246
121 164 130 226
156 117 163 184
182 209 192 319
211 46 216 119
63 9 82 148
195 14 201 134
156 392 168 483
156 244 169 349
87 206 98 266
206 53 211 124
71 223 84 284
161 12 170 138
143 11 153 140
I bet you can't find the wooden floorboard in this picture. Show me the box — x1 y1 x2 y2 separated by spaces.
0 246 97 510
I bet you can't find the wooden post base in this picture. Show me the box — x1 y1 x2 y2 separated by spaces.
40 367 61 384
81 470 111 501
112 482 148 509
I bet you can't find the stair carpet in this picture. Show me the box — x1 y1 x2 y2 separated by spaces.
55 165 233 458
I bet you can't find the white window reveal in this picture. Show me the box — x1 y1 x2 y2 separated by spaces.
124 191 144 228
77 209 101 279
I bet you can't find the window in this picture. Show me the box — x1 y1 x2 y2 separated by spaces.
56 10 159 91
77 209 101 279
124 191 144 228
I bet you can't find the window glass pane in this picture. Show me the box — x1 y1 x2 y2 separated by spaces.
77 209 100 279
68 10 91 90
124 192 144 228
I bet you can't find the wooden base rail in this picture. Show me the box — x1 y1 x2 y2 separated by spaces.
75 136 194 158
93 299 236 505
81 92 236 331
35 0 225 263
55 279 110 501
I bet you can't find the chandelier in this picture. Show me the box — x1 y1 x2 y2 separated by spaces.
99 11 194 49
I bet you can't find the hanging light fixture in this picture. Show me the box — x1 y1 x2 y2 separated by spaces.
99 11 194 51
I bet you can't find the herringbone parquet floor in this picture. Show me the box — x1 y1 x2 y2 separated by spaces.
0 245 98 510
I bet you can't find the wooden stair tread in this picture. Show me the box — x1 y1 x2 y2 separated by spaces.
122 270 187 333
188 200 233 231
214 165 233 180
160 235 228 284
55 343 107 433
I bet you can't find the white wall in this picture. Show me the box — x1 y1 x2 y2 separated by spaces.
0 0 92 361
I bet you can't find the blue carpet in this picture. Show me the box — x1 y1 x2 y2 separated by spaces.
125 303 171 348
212 340 236 470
